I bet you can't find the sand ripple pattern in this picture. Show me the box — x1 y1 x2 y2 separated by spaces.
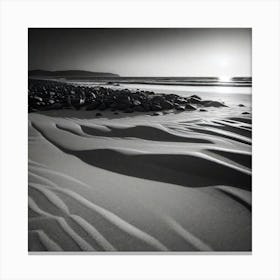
29 169 168 251
29 114 251 252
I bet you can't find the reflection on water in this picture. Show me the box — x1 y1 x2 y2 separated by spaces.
118 83 252 107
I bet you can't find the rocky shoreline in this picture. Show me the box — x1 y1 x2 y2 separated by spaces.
28 79 227 114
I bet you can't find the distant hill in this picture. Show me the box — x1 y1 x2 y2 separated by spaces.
28 70 120 78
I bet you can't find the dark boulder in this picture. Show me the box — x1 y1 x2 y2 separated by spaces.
132 100 141 107
185 104 196 110
34 96 43 102
86 101 100 110
165 94 179 101
134 105 145 112
116 102 130 110
176 98 187 105
119 95 131 104
200 100 227 107
96 112 102 117
161 100 173 110
110 102 118 109
175 105 185 111
151 95 164 104
190 94 201 100
238 104 245 107
142 103 151 112
188 97 202 104
89 92 96 100
28 106 36 113
48 103 63 110
151 104 162 111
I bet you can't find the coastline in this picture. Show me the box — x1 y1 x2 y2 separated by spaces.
28 81 252 252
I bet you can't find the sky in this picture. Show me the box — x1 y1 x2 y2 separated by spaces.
28 28 251 77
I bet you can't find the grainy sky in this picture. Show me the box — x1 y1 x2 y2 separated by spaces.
28 28 251 77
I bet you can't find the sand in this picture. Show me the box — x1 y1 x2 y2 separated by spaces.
28 104 251 252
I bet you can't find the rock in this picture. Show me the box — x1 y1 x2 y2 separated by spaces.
116 103 130 110
96 112 102 117
165 94 179 101
142 103 150 112
114 112 119 115
28 106 35 113
242 111 250 115
152 112 160 116
199 108 207 112
151 104 162 111
200 100 227 107
188 97 201 104
89 92 96 99
48 103 63 110
86 102 100 110
190 94 201 100
175 97 187 105
238 104 245 107
119 95 131 104
134 105 145 112
151 95 164 104
185 104 196 110
110 102 118 109
161 100 173 110
132 100 141 107
175 105 185 111
28 80 229 115
34 96 43 102
104 99 114 107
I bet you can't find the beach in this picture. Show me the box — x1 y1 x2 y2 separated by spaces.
28 81 252 252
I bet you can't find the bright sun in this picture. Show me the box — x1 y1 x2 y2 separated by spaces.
219 76 232 82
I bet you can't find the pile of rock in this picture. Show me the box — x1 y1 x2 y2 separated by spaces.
28 79 227 113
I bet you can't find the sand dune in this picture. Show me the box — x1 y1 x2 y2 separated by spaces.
56 149 251 189
78 124 213 143
28 108 251 252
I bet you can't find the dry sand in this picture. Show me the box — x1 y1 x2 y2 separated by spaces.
28 105 251 252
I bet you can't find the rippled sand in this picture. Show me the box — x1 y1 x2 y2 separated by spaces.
28 106 251 252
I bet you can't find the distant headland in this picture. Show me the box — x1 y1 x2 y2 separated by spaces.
28 69 120 78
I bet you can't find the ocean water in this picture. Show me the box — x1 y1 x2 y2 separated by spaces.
117 83 252 108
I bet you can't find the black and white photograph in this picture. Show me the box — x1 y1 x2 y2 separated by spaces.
28 28 252 252
1 0 280 279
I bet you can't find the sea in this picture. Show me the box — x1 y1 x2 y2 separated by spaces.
53 76 252 109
